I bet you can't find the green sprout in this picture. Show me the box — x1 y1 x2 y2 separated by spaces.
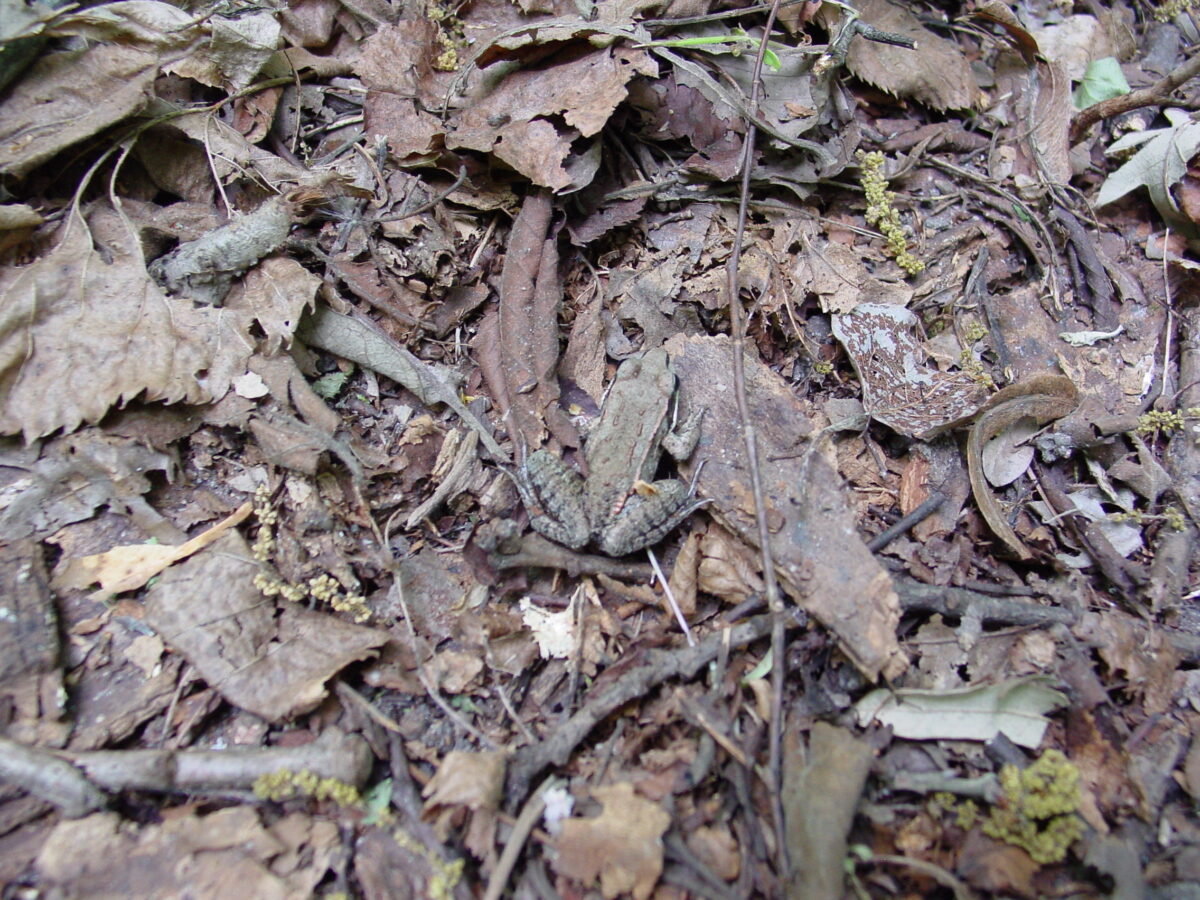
637 28 785 70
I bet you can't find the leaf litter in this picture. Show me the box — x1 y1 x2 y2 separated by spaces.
0 1 1198 898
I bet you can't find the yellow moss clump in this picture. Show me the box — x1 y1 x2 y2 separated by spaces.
981 749 1084 864
1156 0 1196 22
857 150 925 276
250 485 372 622
254 769 363 808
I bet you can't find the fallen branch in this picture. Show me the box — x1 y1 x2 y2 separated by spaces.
1070 50 1200 144
506 611 797 802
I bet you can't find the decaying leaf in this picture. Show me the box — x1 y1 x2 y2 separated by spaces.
36 808 339 898
844 0 979 111
447 46 656 190
832 302 991 441
144 532 387 722
854 675 1068 748
784 722 874 898
670 334 907 681
0 430 175 542
552 782 670 900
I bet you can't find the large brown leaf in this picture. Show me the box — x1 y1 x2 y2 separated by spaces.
0 206 316 439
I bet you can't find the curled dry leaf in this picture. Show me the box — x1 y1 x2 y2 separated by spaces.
149 196 295 305
966 375 1078 559
832 302 992 440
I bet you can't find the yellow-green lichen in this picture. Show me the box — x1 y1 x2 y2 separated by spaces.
250 486 372 622
1134 407 1199 437
394 827 465 900
981 750 1084 864
857 150 925 276
254 769 363 808
1156 0 1196 21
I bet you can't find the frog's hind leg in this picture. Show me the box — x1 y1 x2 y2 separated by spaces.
598 480 706 556
512 450 590 549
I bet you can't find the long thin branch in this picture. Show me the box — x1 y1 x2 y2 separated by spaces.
727 0 789 883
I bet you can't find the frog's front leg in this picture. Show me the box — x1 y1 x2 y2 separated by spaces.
661 406 704 461
598 479 705 556
513 450 590 549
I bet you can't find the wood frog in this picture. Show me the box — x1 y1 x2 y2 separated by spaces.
515 348 704 556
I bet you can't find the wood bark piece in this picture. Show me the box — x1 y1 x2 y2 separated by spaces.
490 190 579 453
667 334 907 681
783 722 873 899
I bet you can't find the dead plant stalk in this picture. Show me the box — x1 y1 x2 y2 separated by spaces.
726 0 789 882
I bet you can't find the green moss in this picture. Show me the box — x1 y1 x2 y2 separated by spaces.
980 750 1084 864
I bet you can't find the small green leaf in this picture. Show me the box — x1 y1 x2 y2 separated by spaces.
1074 57 1130 110
362 778 393 825
741 647 773 683
312 369 351 399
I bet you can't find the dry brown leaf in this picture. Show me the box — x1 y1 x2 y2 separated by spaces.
696 525 764 603
552 782 670 900
144 531 387 722
447 47 656 190
0 44 160 178
793 240 912 315
832 302 991 440
670 334 907 681
36 808 339 899
783 722 874 898
422 750 506 814
0 207 316 440
845 0 978 111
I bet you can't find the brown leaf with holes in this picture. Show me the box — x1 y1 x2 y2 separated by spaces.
552 782 670 900
832 303 991 440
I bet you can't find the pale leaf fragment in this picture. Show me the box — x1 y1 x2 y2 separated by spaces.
519 598 575 659
854 676 1068 748
51 502 253 598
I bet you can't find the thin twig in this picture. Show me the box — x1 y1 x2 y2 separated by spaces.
726 0 789 882
1070 50 1200 143
483 776 560 900
647 547 695 646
